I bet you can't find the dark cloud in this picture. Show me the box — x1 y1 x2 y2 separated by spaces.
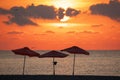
7 31 23 34
57 8 65 19
66 8 80 17
0 8 9 14
0 4 56 26
0 4 80 26
90 0 120 21
3 16 37 26
27 4 56 19
57 7 80 19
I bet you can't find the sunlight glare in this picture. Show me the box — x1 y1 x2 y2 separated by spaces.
60 16 70 22
53 0 74 10
48 23 89 28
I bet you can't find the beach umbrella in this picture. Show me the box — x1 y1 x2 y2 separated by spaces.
11 47 40 75
61 46 89 75
39 50 68 75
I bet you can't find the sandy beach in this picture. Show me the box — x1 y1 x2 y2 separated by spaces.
0 75 120 80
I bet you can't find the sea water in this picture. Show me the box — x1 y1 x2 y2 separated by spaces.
0 50 120 76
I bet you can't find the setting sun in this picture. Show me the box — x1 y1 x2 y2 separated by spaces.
0 0 120 50
53 0 74 9
0 0 120 76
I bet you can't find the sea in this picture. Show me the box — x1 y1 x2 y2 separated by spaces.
0 50 120 76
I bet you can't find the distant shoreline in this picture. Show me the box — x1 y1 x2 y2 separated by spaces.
0 50 120 51
0 50 120 52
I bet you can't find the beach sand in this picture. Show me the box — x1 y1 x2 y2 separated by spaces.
0 75 120 80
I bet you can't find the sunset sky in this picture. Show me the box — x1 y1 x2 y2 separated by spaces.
0 0 120 50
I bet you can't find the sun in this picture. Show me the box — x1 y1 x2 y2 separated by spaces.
53 0 73 10
52 0 73 22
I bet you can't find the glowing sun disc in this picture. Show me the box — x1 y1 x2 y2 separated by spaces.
53 0 73 9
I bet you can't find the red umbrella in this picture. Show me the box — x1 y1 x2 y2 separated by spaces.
61 46 89 75
11 47 40 75
39 50 68 75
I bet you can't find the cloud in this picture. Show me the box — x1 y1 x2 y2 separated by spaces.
57 7 80 19
0 4 80 26
0 8 9 14
27 4 56 19
66 8 80 17
57 8 65 19
66 31 76 34
58 26 64 29
45 30 55 34
3 16 37 26
91 24 103 27
66 30 99 34
7 31 23 34
34 33 47 35
79 30 99 34
0 4 56 26
90 0 120 21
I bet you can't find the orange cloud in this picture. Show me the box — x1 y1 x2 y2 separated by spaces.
91 24 103 27
79 30 100 34
7 31 23 34
66 31 76 34
45 30 55 34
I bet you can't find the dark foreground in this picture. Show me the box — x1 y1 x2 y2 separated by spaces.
0 75 120 80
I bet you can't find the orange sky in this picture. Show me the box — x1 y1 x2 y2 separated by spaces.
0 0 120 50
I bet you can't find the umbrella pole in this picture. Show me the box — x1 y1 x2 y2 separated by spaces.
23 56 26 75
53 57 55 75
72 54 76 76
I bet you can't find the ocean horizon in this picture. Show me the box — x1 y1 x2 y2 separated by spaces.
0 50 120 76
